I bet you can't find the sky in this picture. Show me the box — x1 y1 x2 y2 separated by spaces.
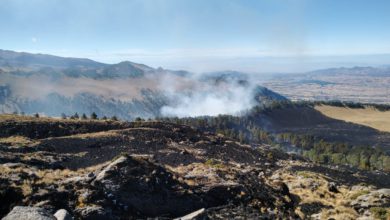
1 0 390 73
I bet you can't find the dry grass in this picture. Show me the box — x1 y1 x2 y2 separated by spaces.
370 207 390 220
315 105 390 132
168 162 233 187
0 136 36 146
0 162 106 197
0 113 117 124
20 180 33 196
204 159 225 169
0 114 60 122
66 129 119 139
348 189 371 200
276 170 359 219
34 169 76 184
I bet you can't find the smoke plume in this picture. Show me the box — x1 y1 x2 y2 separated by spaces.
159 72 257 117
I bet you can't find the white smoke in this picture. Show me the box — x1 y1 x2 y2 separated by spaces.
159 72 257 117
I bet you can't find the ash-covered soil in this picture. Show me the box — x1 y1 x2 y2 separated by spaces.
0 115 389 219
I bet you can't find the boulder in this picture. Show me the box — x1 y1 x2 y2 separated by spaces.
53 209 72 220
2 206 55 220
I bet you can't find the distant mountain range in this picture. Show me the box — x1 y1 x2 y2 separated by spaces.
0 49 191 79
308 66 390 77
0 49 286 119
0 49 105 70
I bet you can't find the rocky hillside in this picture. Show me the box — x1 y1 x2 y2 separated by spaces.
0 115 389 219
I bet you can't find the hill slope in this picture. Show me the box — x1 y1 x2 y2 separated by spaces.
0 115 389 219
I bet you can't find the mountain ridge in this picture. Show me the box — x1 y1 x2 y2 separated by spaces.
0 49 286 119
0 49 193 79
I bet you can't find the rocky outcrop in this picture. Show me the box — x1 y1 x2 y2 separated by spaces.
92 155 204 217
2 206 55 220
351 188 390 210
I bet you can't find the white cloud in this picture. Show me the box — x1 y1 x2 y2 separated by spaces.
31 37 38 43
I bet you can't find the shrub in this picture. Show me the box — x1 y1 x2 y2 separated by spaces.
370 207 389 220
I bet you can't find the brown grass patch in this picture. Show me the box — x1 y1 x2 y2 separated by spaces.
277 170 359 219
0 136 35 146
315 105 390 132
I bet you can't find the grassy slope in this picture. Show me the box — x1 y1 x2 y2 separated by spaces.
315 105 390 132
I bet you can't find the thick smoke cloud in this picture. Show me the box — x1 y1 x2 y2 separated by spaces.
159 73 257 117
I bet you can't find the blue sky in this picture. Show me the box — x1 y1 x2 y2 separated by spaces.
1 0 390 72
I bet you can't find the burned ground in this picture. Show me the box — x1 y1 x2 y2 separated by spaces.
0 115 389 219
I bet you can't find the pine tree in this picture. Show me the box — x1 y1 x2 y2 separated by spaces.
91 112 98 120
81 113 88 120
135 117 144 122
